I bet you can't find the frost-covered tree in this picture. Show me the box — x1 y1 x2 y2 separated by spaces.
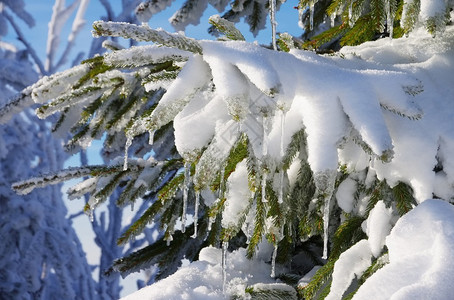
2 0 454 299
0 1 96 299
2 1 162 299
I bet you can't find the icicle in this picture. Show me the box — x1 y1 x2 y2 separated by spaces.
222 240 229 294
130 201 134 211
348 1 354 27
322 196 331 259
269 0 277 50
280 110 285 158
260 114 269 202
386 0 394 39
262 114 269 157
88 208 94 222
278 171 284 204
245 220 252 244
309 1 315 31
123 136 133 171
208 216 215 231
262 171 268 203
219 164 226 199
181 161 191 233
148 130 155 145
166 234 173 246
278 110 285 204
330 10 336 27
271 243 278 278
192 190 200 238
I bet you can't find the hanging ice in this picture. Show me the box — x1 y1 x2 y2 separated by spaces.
309 1 316 31
278 171 284 204
271 243 278 278
280 110 285 158
222 240 229 294
269 0 277 50
330 10 336 27
88 208 94 222
322 195 330 259
220 164 226 199
386 0 394 38
123 136 133 170
262 171 268 203
262 114 269 157
261 114 269 203
165 234 173 246
314 170 337 259
278 110 285 204
208 216 215 231
181 161 191 233
192 190 200 238
148 130 155 145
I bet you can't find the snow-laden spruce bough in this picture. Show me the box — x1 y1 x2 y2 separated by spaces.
2 2 454 299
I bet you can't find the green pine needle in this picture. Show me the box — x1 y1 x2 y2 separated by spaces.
208 15 245 41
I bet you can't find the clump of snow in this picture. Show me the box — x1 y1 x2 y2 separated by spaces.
130 54 211 141
222 159 250 229
173 93 230 159
335 177 356 213
338 22 454 203
365 200 393 257
121 247 280 300
420 0 447 20
354 199 454 299
286 156 301 188
327 240 373 300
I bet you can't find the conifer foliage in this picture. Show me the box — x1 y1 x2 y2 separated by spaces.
298 0 453 50
1 0 454 299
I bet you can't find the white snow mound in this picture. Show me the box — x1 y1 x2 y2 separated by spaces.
353 199 454 300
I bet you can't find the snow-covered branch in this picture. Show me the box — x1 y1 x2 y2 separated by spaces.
92 21 203 53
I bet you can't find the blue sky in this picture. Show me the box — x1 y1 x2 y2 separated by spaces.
4 0 302 62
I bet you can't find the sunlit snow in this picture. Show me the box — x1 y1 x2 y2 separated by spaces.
122 15 454 300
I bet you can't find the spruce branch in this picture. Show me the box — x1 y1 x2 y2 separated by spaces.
244 283 298 300
158 172 185 203
91 170 132 205
277 32 295 52
103 45 190 68
300 260 335 300
392 181 416 216
12 166 104 195
74 56 112 89
246 0 264 34
36 86 104 119
117 199 163 245
92 21 203 54
0 87 34 124
247 189 266 259
330 216 367 259
302 24 349 50
208 15 245 41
